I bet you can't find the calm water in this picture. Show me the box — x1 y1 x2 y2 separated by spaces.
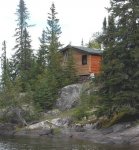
0 136 139 150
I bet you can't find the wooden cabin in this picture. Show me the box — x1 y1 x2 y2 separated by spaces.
61 45 103 77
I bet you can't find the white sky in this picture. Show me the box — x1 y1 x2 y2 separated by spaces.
0 0 110 57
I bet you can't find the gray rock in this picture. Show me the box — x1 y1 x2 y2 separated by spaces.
0 123 15 135
47 109 61 116
15 128 53 137
51 118 71 127
72 124 85 132
83 124 94 130
112 124 127 133
56 84 82 111
27 120 51 129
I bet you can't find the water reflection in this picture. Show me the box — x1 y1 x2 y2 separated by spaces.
0 136 139 150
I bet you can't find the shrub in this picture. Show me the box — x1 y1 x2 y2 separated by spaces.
72 107 88 121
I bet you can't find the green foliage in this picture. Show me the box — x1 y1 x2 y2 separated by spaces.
33 73 59 110
0 2 79 121
0 80 21 108
36 30 47 75
95 0 139 119
62 49 78 85
12 0 34 91
87 32 101 49
1 41 11 88
33 3 78 111
73 107 88 121
104 106 139 127
72 82 96 121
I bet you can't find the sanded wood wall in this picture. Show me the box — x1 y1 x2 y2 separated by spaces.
62 48 102 76
72 50 91 75
90 55 102 74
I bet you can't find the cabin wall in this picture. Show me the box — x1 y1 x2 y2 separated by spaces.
90 55 102 74
62 48 102 76
72 50 91 75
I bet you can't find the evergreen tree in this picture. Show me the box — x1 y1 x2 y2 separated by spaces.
81 38 84 46
12 0 33 91
34 3 63 110
87 32 101 49
36 30 47 75
96 0 139 117
1 41 10 88
63 49 77 85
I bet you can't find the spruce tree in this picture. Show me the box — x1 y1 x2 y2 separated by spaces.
87 32 101 49
96 0 139 117
13 0 33 91
34 3 63 110
63 49 77 85
1 41 10 88
36 30 47 75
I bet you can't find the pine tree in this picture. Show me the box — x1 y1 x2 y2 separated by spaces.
34 3 63 110
63 49 77 85
87 32 101 49
81 38 84 46
1 41 10 88
12 0 33 91
36 30 47 75
96 0 139 117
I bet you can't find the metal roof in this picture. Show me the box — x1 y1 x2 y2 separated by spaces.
61 45 103 55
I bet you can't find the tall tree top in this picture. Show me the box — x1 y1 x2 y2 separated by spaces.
15 0 29 28
45 2 62 48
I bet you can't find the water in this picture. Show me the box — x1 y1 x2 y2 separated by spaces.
0 136 139 150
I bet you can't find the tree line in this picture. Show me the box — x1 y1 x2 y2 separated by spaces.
1 0 139 124
93 0 139 122
0 0 77 111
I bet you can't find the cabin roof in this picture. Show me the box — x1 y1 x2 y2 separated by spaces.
60 45 103 55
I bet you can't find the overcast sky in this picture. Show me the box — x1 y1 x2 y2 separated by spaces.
0 0 110 57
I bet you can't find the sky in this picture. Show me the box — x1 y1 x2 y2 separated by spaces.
0 0 110 57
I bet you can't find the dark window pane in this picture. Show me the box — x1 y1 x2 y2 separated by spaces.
82 55 87 65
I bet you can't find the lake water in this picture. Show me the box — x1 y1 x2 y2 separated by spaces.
0 136 139 150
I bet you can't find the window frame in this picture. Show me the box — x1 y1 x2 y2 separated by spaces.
82 55 87 65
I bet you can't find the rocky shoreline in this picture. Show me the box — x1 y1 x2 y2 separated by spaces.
1 84 139 145
1 121 139 145
61 123 139 145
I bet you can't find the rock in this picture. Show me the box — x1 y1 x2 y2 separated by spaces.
111 122 132 133
72 124 85 132
112 124 127 133
15 120 54 137
83 124 94 130
27 120 51 129
56 84 82 111
0 107 27 126
46 109 61 116
15 128 53 137
51 118 71 127
0 123 15 135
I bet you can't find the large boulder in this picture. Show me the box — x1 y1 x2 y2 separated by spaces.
0 107 28 126
15 120 54 137
56 84 82 111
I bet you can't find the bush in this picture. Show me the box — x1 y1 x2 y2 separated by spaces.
72 107 88 120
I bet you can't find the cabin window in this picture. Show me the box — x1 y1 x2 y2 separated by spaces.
82 55 87 65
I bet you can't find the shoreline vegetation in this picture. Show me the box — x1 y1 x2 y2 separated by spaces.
0 0 139 147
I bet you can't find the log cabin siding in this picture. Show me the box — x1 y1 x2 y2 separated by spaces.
61 45 102 76
72 50 91 75
91 55 102 74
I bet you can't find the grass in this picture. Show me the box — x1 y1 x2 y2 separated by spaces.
43 108 77 121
